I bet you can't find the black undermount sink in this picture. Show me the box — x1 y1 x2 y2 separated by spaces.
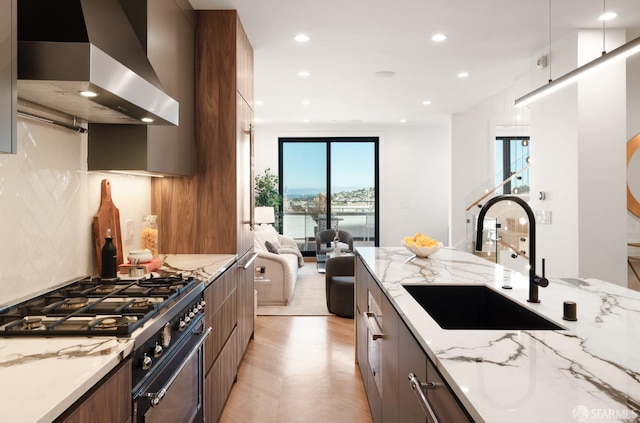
402 285 564 330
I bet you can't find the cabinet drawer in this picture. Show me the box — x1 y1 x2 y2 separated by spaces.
426 359 473 423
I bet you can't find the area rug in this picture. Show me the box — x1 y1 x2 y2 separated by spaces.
257 262 331 316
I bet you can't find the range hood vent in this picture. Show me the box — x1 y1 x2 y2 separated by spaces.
17 0 179 125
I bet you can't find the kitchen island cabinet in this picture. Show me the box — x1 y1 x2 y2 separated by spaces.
355 247 640 422
356 254 471 423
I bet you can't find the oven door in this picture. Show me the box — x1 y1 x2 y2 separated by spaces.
133 317 212 423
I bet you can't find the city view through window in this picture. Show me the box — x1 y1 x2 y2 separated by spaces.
280 138 378 254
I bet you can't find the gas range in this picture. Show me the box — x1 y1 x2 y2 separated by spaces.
0 274 202 337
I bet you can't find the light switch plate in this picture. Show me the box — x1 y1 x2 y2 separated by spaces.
126 220 134 241
535 210 552 224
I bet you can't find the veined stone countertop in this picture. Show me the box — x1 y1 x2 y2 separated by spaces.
0 254 236 423
356 247 640 423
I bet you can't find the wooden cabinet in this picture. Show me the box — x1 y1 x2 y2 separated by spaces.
203 266 238 423
151 9 254 255
55 359 131 423
355 254 473 423
236 251 255 363
0 0 16 154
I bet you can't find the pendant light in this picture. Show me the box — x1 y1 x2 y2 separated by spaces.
515 0 640 107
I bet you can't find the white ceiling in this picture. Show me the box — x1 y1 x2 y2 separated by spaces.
189 0 640 126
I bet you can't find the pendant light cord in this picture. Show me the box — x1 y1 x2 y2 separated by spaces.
602 0 607 55
548 0 552 83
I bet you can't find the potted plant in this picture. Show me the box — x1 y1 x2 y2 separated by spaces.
254 168 282 231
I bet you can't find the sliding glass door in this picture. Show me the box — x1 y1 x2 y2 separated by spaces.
279 137 378 255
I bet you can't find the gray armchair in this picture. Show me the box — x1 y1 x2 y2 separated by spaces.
325 255 355 318
315 229 354 256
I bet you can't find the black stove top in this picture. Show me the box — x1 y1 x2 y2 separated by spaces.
0 274 199 337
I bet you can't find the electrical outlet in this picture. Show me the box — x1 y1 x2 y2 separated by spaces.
255 266 265 274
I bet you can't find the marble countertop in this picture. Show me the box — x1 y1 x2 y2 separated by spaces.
356 247 640 423
0 253 236 423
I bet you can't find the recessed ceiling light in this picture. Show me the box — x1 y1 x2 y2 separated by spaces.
255 100 264 106
431 33 447 42
373 71 396 78
458 72 469 78
422 100 432 105
78 90 99 98
400 119 407 123
294 34 310 42
298 71 311 77
303 119 310 123
598 11 617 21
141 117 154 123
301 100 311 105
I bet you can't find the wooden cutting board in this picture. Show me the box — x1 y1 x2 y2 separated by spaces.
93 179 124 274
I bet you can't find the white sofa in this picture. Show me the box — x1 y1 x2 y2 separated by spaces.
253 226 304 305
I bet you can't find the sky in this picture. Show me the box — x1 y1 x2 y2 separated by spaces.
282 141 375 192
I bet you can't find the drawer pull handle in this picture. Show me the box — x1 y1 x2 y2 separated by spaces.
363 311 383 340
408 373 440 423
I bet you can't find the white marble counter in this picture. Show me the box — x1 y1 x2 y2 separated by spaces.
0 337 134 423
160 253 237 286
0 254 236 423
357 247 640 423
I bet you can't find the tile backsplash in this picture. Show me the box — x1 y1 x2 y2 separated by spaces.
0 118 151 306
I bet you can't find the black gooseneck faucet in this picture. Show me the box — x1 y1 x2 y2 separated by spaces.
475 195 549 303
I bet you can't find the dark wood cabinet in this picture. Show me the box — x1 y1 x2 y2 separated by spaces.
203 266 238 423
55 359 131 423
151 9 254 256
236 251 255 363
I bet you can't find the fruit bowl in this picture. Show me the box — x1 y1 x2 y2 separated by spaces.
402 241 443 258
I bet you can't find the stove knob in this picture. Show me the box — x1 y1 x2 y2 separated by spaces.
153 343 163 358
184 314 191 324
197 301 204 311
178 319 187 331
200 299 206 309
191 306 199 315
188 310 195 319
141 353 152 371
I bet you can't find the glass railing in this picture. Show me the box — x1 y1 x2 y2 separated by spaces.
465 162 531 275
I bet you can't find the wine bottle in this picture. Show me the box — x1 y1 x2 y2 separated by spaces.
101 228 117 278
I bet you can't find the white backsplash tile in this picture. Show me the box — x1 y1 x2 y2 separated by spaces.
0 118 151 306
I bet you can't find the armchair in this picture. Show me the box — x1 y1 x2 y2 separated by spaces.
315 229 354 256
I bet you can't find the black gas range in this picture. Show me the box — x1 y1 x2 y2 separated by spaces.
0 272 210 422
0 274 202 337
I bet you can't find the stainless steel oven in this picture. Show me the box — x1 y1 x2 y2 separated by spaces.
132 313 211 423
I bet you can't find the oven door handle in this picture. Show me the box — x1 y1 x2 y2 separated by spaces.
139 326 212 407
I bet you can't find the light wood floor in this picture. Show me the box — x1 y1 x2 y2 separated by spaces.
219 316 373 423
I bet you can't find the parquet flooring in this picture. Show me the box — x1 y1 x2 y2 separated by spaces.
219 316 373 423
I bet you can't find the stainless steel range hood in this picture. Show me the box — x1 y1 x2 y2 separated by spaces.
17 0 179 126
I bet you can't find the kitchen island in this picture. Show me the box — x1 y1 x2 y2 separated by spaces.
0 253 235 423
356 247 640 422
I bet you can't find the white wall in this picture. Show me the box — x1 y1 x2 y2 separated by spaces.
253 122 451 247
0 118 152 306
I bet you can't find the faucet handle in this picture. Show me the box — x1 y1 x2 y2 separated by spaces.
535 258 549 287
